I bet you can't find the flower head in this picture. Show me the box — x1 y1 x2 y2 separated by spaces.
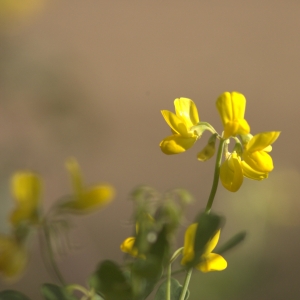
216 92 250 139
181 223 227 272
60 158 115 214
0 235 27 279
220 151 243 192
160 98 200 154
243 131 280 173
10 172 42 227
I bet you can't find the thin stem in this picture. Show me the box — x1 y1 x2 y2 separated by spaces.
179 268 193 300
166 263 171 300
205 139 226 214
43 224 67 286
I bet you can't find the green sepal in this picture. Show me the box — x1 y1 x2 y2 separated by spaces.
89 260 132 300
188 212 224 268
0 290 32 300
191 122 217 136
40 284 77 300
216 231 247 255
154 278 189 300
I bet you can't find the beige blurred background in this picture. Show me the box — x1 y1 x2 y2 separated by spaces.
0 1 299 299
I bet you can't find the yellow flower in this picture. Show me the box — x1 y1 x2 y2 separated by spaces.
10 172 42 227
181 223 227 272
60 158 115 213
216 92 250 139
220 152 243 192
120 236 139 257
0 235 27 279
160 98 200 154
243 132 281 173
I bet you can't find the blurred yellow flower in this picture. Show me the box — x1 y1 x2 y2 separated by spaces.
160 98 200 154
120 236 139 257
243 131 281 173
10 172 42 227
60 158 115 213
220 151 243 192
0 235 27 279
216 92 250 139
181 223 227 272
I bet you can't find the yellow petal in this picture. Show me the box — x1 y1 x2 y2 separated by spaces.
197 253 227 273
161 110 191 137
120 237 139 257
246 131 281 152
174 98 199 127
62 184 114 213
10 172 42 226
181 223 197 265
0 236 27 278
159 135 197 155
203 230 220 255
241 161 269 180
220 152 243 192
65 158 84 197
216 92 246 126
243 151 274 173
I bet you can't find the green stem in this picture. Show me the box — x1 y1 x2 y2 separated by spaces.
205 139 226 214
166 264 171 300
43 224 67 286
179 268 193 300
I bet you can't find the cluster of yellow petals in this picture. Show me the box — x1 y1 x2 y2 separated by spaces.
217 92 280 192
181 223 227 272
61 158 115 213
0 171 41 278
160 98 200 154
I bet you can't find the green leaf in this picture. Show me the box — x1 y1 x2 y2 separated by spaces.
89 260 132 300
189 212 224 267
216 231 247 254
154 278 189 300
0 290 31 300
40 284 77 300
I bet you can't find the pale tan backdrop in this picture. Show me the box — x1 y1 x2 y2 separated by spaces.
0 1 299 299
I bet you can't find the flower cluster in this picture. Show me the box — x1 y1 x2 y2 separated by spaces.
0 159 114 280
159 91 280 192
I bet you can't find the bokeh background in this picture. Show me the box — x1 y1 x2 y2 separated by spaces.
0 1 299 299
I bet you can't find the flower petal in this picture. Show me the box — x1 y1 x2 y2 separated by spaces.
231 92 247 120
10 172 42 226
197 253 227 273
161 110 191 137
120 237 138 257
0 236 27 278
243 151 274 173
65 158 84 197
246 131 281 152
216 92 246 126
203 230 220 255
160 135 197 155
241 161 269 180
61 184 114 213
181 223 197 265
174 98 199 127
220 152 243 192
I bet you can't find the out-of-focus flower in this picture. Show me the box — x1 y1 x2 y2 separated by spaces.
60 158 115 214
120 236 139 257
181 223 227 272
243 131 281 173
160 98 200 154
0 0 46 31
10 172 42 227
0 235 27 279
220 152 243 192
216 92 250 139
